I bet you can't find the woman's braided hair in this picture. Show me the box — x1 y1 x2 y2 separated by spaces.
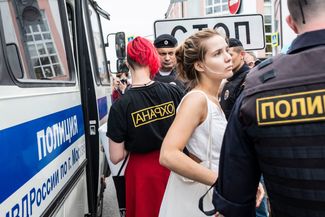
176 29 222 90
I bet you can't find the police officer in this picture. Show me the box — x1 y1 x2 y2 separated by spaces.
244 52 259 69
154 34 185 89
219 38 250 119
219 38 269 217
213 0 325 216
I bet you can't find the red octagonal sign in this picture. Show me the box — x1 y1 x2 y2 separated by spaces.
228 0 241 14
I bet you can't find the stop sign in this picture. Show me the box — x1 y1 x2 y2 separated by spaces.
228 0 241 14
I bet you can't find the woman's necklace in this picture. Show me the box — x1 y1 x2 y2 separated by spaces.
131 80 154 88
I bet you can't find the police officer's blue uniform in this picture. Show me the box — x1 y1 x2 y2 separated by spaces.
213 29 325 217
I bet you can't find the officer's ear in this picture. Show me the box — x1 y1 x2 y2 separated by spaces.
240 50 246 59
194 61 204 73
286 15 299 34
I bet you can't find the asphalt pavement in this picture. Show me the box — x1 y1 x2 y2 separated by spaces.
102 175 120 217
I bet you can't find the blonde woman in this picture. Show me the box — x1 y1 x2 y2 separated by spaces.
159 29 264 216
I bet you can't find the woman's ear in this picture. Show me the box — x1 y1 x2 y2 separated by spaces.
194 61 204 72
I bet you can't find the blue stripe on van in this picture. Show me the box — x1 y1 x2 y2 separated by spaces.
0 105 84 203
98 96 108 120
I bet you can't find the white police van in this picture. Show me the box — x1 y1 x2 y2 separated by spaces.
0 0 125 216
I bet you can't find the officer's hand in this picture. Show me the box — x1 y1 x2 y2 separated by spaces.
256 182 265 208
113 77 120 89
119 81 127 93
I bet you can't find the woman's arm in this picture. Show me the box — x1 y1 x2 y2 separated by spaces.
159 92 217 186
109 139 127 164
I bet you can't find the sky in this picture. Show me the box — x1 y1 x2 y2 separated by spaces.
96 0 170 41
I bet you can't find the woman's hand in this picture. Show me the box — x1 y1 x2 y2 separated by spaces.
256 182 265 208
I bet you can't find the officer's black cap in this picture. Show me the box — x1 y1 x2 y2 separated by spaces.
228 38 243 48
154 34 178 48
255 59 262 66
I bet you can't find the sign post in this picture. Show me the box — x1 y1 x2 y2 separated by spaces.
271 32 279 47
154 14 265 50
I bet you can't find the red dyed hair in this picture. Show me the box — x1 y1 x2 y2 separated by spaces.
127 37 160 77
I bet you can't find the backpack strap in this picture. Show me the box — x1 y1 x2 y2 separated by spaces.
116 153 129 176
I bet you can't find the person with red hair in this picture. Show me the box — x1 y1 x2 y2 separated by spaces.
106 36 184 217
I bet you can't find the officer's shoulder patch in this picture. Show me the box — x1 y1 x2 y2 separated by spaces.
257 58 273 70
259 70 276 83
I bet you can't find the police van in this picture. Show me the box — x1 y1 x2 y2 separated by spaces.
0 0 125 216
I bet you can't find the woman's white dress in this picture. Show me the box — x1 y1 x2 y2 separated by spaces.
159 90 227 217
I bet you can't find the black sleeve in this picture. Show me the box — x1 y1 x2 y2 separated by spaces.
106 102 127 143
213 94 261 217
234 74 248 99
168 84 185 106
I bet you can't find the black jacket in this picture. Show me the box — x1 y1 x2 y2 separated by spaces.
214 29 325 217
153 69 185 90
220 63 250 119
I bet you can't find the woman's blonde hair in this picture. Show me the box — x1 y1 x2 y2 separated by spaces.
176 29 223 90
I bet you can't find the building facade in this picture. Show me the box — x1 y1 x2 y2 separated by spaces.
165 0 296 58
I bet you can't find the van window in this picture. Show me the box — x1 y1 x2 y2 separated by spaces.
0 1 74 82
88 2 110 85
66 3 76 62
